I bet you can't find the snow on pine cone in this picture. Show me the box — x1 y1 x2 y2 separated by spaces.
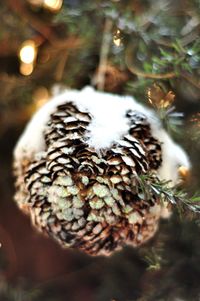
13 87 190 256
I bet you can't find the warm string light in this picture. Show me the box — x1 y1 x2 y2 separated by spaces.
19 40 37 64
28 0 63 12
20 63 34 76
43 0 63 12
32 86 50 109
19 40 37 76
19 0 63 76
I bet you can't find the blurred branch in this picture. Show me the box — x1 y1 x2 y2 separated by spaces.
125 43 200 90
6 0 82 50
54 50 68 81
96 18 113 91
182 73 200 89
7 0 57 42
125 44 176 80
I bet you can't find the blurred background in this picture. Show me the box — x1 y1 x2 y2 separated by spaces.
0 0 200 300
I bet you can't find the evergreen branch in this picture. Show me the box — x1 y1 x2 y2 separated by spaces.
158 106 184 135
125 37 200 89
137 174 200 215
144 247 163 271
125 44 176 79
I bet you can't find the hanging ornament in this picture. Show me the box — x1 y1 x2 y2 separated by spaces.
147 83 175 109
92 64 129 93
178 165 190 181
113 29 122 47
13 87 190 256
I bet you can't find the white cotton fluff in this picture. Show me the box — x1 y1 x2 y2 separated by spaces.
154 129 190 185
14 86 190 184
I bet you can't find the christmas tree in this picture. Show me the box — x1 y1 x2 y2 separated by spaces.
0 0 200 300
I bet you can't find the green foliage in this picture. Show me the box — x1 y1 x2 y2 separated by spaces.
144 247 163 271
55 0 200 80
137 173 200 216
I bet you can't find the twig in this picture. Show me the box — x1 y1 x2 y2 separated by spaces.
96 18 113 91
54 50 69 81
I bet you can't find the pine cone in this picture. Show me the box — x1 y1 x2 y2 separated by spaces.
13 87 190 256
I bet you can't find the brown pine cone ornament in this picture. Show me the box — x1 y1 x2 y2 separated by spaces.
13 87 190 256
